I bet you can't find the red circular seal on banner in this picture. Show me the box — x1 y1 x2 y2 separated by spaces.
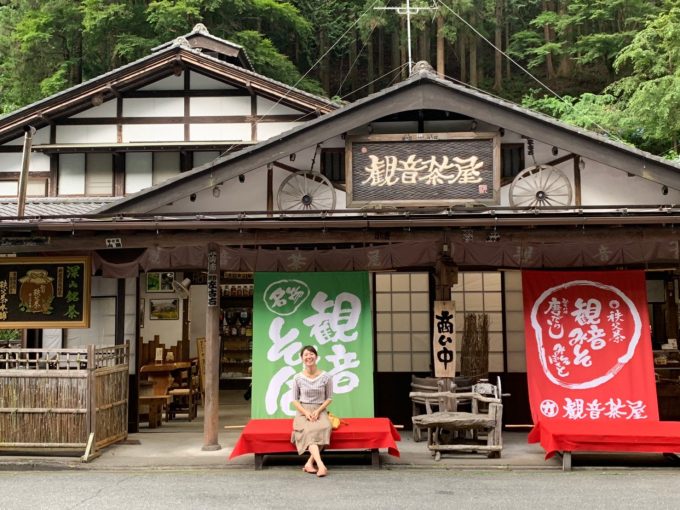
529 280 642 390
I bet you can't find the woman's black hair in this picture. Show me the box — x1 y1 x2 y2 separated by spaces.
300 345 318 357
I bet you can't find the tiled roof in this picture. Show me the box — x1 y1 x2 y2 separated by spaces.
0 197 119 219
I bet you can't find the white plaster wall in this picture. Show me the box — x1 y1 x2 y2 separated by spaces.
71 99 117 118
151 165 269 214
256 97 301 115
0 152 49 173
126 152 152 193
190 96 251 116
193 151 221 166
189 71 236 90
4 127 50 146
56 125 117 143
58 153 85 194
123 97 184 117
190 123 251 142
123 124 183 142
139 74 184 91
257 122 299 140
580 160 680 205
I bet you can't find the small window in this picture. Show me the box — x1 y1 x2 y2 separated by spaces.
501 143 525 183
320 148 345 183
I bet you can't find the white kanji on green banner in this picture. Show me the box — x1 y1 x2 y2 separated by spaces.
251 272 374 418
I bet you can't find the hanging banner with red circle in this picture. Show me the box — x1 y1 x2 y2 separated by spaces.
522 270 658 425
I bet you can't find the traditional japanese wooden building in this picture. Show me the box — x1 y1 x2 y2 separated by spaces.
2 40 680 439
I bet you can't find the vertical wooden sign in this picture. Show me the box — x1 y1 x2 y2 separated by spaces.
433 300 456 378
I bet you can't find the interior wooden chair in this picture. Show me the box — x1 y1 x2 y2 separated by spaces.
167 359 199 421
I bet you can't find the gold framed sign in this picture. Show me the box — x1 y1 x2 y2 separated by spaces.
0 256 91 329
346 132 500 207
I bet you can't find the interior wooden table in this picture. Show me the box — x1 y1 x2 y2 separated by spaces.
140 361 191 396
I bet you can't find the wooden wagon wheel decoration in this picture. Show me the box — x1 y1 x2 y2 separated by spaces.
277 170 337 212
509 164 573 208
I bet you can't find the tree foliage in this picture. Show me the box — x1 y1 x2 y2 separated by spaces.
1 0 680 158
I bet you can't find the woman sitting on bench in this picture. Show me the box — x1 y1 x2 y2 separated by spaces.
292 345 333 478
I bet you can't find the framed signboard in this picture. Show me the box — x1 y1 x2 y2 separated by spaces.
0 256 91 329
346 132 500 207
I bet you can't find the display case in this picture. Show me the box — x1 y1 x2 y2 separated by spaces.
220 281 254 380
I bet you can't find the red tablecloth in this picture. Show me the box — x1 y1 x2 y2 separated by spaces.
529 420 680 459
229 417 401 460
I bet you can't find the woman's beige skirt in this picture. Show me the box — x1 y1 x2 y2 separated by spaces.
292 402 332 455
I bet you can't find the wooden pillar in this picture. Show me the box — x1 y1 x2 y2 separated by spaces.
202 244 222 450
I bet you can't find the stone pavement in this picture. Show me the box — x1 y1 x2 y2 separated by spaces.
1 391 677 472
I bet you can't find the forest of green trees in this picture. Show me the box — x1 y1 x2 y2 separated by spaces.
1 1 679 159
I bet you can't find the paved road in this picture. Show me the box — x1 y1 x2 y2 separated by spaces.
1 467 677 509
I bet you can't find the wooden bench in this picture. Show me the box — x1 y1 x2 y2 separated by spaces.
410 389 503 460
529 420 680 471
228 418 401 469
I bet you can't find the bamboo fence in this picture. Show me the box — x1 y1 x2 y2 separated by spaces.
0 343 129 454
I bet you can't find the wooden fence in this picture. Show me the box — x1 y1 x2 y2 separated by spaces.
0 343 129 460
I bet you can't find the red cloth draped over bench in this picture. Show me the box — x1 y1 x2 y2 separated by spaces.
529 420 680 460
229 418 401 460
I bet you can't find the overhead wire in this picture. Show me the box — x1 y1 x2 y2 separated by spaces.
210 0 383 165
433 0 623 143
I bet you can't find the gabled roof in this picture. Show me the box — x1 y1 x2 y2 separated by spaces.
0 32 336 146
96 64 680 215
152 24 254 70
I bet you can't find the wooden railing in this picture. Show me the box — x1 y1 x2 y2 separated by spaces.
0 342 129 460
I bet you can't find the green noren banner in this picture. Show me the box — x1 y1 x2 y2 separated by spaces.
251 272 374 418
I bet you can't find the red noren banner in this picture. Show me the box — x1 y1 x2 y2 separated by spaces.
522 270 658 425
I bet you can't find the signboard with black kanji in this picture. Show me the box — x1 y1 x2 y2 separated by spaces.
433 300 456 378
0 256 91 328
346 132 500 207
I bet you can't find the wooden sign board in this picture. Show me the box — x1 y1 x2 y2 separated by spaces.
346 132 500 207
433 300 456 378
0 256 91 329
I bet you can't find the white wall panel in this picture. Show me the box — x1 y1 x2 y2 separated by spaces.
190 72 236 90
257 122 297 140
58 153 85 195
123 97 184 117
4 127 50 146
71 99 117 118
190 123 251 142
125 152 152 194
190 96 251 116
56 124 117 143
256 97 300 115
123 124 183 142
30 153 51 173
0 153 22 173
139 74 184 91
0 181 17 196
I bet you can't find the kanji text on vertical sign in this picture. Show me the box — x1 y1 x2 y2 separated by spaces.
522 270 658 424
433 300 456 378
346 132 500 207
207 250 218 307
251 272 374 419
0 256 91 329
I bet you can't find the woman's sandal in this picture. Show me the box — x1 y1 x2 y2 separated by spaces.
303 465 317 474
316 467 328 477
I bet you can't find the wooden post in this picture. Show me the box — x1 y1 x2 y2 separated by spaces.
202 244 222 450
87 344 97 449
